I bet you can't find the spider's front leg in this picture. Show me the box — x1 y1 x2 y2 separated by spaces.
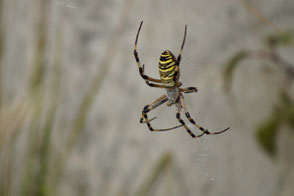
134 21 167 88
173 24 187 84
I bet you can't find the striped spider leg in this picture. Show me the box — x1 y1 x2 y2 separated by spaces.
140 95 183 131
134 21 167 89
176 93 230 138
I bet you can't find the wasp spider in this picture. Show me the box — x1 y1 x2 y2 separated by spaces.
134 21 230 138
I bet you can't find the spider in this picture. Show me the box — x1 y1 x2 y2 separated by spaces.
133 21 230 138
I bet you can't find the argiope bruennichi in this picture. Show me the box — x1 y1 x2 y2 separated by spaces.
134 21 229 138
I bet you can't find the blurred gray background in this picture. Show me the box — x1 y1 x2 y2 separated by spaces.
1 0 294 196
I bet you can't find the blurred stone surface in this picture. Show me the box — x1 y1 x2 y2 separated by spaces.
2 0 294 195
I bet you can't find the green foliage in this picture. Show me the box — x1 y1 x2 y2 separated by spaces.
265 31 293 48
222 30 294 158
256 110 280 157
256 95 294 157
222 50 248 92
134 153 172 196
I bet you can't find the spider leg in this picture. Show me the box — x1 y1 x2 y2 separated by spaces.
180 87 198 94
140 116 157 123
176 100 206 138
144 80 169 88
134 21 166 88
177 24 187 65
141 95 183 131
140 96 164 124
179 94 230 135
174 24 187 86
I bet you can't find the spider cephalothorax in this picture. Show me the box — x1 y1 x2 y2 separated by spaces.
134 21 229 138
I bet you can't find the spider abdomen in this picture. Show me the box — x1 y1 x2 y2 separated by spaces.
159 50 177 87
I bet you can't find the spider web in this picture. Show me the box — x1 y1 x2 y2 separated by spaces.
186 112 216 183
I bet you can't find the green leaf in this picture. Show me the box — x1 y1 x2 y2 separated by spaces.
256 116 280 157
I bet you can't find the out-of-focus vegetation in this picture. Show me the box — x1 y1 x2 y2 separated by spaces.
223 30 294 157
265 31 294 48
256 94 294 156
1 0 294 195
223 50 248 92
0 0 174 195
134 153 172 196
0 0 107 195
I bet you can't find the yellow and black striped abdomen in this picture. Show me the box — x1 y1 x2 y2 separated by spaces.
159 50 177 87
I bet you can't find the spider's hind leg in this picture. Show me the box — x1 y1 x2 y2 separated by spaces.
175 100 205 138
179 95 230 135
140 95 183 132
